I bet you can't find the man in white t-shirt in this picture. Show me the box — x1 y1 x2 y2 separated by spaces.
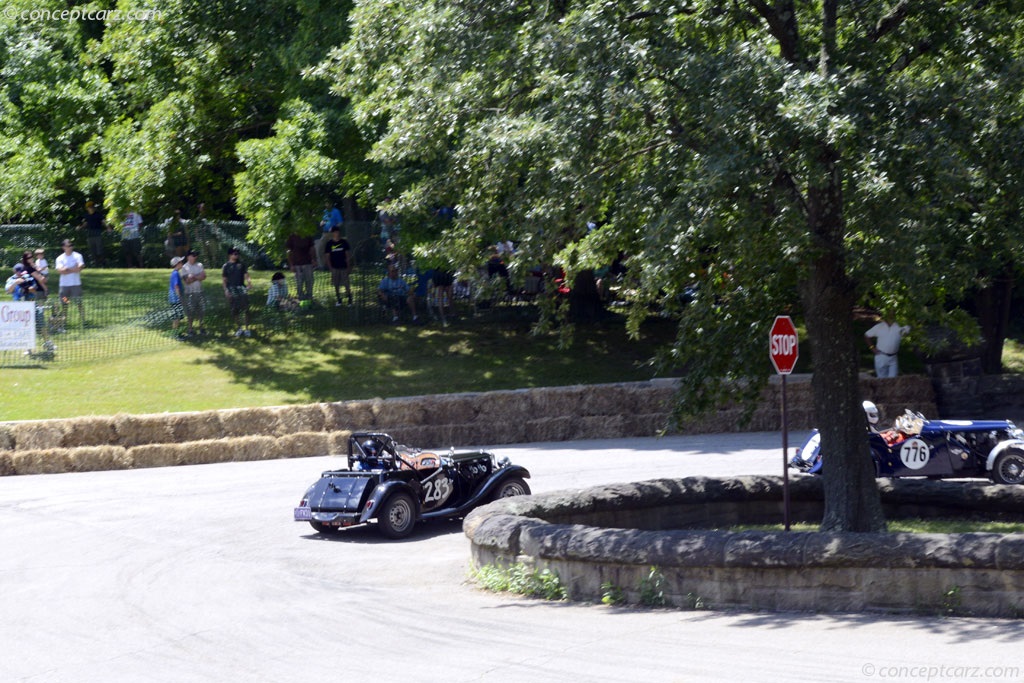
864 314 911 378
179 250 207 335
121 208 144 268
55 238 86 326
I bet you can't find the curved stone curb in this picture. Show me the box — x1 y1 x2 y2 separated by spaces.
464 476 1024 617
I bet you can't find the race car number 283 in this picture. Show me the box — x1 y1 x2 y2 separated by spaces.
899 438 930 470
423 476 453 505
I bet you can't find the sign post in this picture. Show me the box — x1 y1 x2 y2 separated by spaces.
770 316 799 531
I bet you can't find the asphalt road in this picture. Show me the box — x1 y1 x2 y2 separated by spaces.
1 432 1021 683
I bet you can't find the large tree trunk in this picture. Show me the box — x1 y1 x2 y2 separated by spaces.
568 270 605 323
801 148 887 533
974 265 1014 374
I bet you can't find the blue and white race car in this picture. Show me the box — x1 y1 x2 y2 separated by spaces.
790 404 1024 485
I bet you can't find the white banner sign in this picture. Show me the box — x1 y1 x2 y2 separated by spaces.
0 302 37 351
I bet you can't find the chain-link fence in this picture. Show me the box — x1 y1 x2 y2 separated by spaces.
1 265 543 367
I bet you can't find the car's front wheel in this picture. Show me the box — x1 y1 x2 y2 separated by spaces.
992 450 1024 485
377 493 417 539
492 476 531 500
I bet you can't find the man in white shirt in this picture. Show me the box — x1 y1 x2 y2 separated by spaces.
179 250 207 335
864 315 911 378
55 239 86 326
121 209 144 268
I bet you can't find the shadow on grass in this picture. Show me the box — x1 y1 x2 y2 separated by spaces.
194 317 678 403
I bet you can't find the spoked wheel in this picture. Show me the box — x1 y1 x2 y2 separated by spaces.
992 450 1024 485
377 492 417 539
492 476 531 501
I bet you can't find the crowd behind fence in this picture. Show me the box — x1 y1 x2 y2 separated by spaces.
1 266 542 368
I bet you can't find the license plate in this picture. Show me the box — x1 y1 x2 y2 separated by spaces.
294 506 312 521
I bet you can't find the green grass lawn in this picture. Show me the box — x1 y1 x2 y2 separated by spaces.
3 315 678 420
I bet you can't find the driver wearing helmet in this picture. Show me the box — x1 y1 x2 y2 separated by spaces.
863 400 881 433
353 439 386 471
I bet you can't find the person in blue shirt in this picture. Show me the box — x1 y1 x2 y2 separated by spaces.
378 263 410 323
168 256 185 337
317 201 343 269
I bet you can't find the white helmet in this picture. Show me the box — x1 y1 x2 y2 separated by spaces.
863 401 879 426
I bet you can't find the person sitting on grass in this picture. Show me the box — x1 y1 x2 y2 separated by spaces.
378 263 411 323
266 272 298 312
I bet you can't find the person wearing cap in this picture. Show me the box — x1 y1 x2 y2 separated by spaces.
78 200 110 267
180 249 207 336
168 256 185 337
222 247 252 337
55 239 86 326
5 263 38 300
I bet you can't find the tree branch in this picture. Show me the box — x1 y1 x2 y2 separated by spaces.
868 0 910 43
744 0 802 64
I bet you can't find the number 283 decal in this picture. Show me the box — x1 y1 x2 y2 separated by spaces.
423 476 453 504
899 438 931 470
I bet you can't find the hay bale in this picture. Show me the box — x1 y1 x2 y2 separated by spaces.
10 421 66 451
114 414 173 447
68 446 132 473
528 386 587 420
277 432 331 459
271 405 327 436
575 384 632 417
129 443 183 469
323 400 376 431
231 435 285 462
0 425 14 451
523 416 575 443
219 407 280 438
327 430 352 456
61 416 119 448
474 389 534 423
373 397 428 427
0 451 14 476
11 449 71 475
177 440 231 466
575 415 626 440
420 394 479 425
167 411 225 443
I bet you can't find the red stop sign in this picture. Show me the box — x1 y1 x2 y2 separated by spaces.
769 316 799 375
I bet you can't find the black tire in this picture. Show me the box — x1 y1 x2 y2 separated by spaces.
991 450 1024 485
492 476 531 501
377 492 417 539
309 521 335 534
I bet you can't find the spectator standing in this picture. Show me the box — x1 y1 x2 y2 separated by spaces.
78 201 110 266
121 208 144 268
317 201 343 269
285 229 317 301
168 256 185 337
378 263 410 323
166 209 189 258
222 247 252 337
864 314 911 378
180 249 207 336
324 226 354 306
55 239 86 327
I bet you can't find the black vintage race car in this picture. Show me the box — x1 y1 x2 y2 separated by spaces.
294 432 531 538
791 408 1024 485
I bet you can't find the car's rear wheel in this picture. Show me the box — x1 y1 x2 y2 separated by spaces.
309 521 336 533
493 476 530 500
992 450 1024 485
378 492 416 539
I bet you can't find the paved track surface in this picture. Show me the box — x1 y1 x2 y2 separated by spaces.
1 432 1021 683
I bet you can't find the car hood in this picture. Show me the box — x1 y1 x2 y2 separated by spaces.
921 419 1014 434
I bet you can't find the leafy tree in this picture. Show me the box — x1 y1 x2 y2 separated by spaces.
332 0 1024 531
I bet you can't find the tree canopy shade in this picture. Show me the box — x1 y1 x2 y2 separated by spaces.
333 0 1024 531
0 0 362 251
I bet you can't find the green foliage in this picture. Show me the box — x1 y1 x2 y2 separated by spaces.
473 563 566 601
600 581 624 606
638 566 667 607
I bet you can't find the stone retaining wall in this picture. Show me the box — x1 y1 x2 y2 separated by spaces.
0 375 936 476
464 476 1024 617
